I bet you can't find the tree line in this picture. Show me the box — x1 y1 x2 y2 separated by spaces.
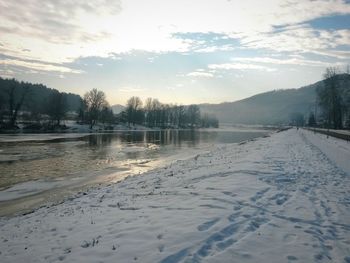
77 91 218 129
0 78 81 130
290 66 350 129
315 67 350 129
122 96 218 128
0 78 218 130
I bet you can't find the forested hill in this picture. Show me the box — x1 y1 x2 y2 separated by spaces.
0 78 82 112
199 74 350 125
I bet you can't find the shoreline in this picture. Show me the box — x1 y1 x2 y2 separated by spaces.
0 137 222 218
0 127 274 215
0 123 279 136
0 145 214 218
0 128 270 218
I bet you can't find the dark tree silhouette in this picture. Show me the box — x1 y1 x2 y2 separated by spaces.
126 96 143 126
187 104 200 128
83 89 108 129
308 112 316 127
100 105 114 125
46 91 67 126
317 67 343 129
201 113 219 128
0 92 4 126
6 83 30 128
144 97 159 127
142 98 218 128
78 99 87 124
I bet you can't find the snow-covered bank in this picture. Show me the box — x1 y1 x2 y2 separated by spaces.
1 129 350 263
303 129 350 176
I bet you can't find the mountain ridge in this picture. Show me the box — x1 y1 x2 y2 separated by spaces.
199 74 350 125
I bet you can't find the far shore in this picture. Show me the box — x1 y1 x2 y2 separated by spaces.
0 121 280 135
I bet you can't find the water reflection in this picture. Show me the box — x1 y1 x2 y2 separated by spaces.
0 129 269 192
84 130 204 149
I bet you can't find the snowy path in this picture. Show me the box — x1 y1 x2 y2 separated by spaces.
0 129 350 263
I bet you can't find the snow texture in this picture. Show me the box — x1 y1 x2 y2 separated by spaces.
0 129 350 263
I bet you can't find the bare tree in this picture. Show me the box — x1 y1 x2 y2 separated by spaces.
126 96 143 126
144 98 163 127
318 67 342 129
144 98 155 127
83 89 108 129
124 96 218 129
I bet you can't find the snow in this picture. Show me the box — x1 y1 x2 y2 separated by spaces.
303 129 350 175
1 129 350 262
311 128 350 136
0 180 66 202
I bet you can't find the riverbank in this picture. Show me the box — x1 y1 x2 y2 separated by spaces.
0 121 155 134
0 120 280 135
0 128 271 217
1 129 349 262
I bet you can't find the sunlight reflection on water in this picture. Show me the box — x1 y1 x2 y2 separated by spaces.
0 128 270 215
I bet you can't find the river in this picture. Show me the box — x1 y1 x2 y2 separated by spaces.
0 127 271 216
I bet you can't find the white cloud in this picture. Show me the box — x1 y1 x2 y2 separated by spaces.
208 63 276 72
0 0 121 43
237 26 350 58
2 1 350 54
231 57 345 67
312 49 350 59
194 45 235 53
187 71 214 78
1 0 350 73
1 58 83 73
119 87 148 93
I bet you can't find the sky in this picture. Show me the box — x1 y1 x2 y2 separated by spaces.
0 0 350 106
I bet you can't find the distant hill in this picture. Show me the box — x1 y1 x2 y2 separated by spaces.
111 104 125 114
0 78 82 113
199 74 350 125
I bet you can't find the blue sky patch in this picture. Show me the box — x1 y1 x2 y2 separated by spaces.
307 14 350 30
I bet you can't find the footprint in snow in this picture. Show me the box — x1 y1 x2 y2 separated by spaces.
287 255 298 261
222 191 237 197
283 233 297 243
158 244 165 252
197 218 220 231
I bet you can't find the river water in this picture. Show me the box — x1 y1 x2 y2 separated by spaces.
0 128 271 216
